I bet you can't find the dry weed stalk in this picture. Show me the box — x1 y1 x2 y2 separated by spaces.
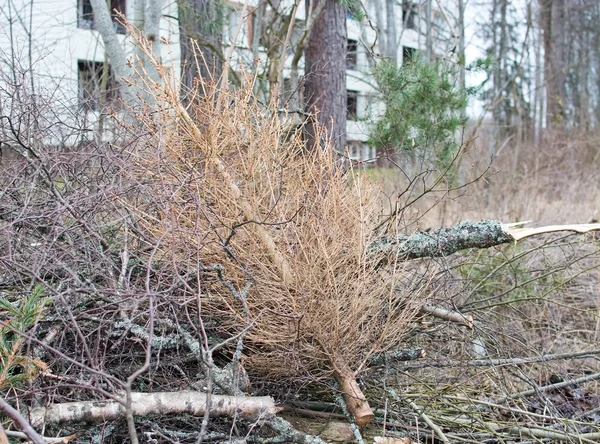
122 40 427 425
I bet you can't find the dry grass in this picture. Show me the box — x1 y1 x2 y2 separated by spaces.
365 128 600 441
374 128 600 231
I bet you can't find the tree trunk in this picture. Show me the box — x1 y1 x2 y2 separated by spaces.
540 0 566 127
425 0 432 61
303 0 347 152
385 0 397 65
458 0 465 93
373 0 386 61
178 0 224 106
89 0 138 108
144 0 162 81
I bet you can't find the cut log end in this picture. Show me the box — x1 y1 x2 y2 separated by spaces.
334 369 375 426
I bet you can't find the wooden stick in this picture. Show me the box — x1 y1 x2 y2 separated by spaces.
420 303 473 328
370 219 600 261
401 348 600 369
0 395 46 444
331 356 374 426
506 222 600 241
406 400 450 444
4 431 77 443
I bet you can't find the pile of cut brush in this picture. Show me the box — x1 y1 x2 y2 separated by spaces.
2 34 600 444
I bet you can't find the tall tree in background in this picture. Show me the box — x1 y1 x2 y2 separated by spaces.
479 0 532 144
539 0 566 128
303 0 347 152
90 0 163 108
178 0 224 105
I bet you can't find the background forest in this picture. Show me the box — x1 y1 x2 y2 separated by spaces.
1 0 600 443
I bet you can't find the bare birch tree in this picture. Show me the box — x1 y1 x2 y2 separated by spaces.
89 0 163 108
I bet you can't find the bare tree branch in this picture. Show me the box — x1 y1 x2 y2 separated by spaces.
0 395 46 444
370 219 600 262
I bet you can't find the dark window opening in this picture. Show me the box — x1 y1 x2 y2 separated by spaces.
402 1 417 30
347 90 359 120
78 60 120 111
347 39 358 70
403 46 417 64
78 0 127 34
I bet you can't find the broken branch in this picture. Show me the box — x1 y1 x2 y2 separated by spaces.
420 303 473 328
370 220 600 261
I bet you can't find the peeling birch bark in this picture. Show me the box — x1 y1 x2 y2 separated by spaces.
28 392 278 428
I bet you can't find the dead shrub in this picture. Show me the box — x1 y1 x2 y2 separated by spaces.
124 61 428 389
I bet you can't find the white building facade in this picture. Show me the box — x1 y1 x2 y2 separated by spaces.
0 0 456 160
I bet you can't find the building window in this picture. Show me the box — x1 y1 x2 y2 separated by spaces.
347 90 359 120
78 0 127 34
402 1 417 30
348 142 361 160
403 46 417 64
78 60 119 111
347 142 377 164
347 39 358 70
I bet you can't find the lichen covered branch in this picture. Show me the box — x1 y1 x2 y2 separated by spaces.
370 219 600 261
370 220 513 261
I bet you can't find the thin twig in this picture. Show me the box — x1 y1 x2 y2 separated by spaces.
499 370 600 402
401 348 600 369
406 400 450 444
420 303 473 328
0 395 46 444
4 430 76 443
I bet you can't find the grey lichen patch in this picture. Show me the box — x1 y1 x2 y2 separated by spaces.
113 319 181 350
368 347 424 366
369 219 514 261
268 417 328 444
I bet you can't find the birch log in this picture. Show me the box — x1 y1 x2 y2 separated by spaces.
28 392 278 428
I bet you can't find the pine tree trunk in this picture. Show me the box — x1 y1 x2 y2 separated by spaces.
304 0 347 152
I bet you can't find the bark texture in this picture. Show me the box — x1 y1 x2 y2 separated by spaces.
304 0 347 152
370 220 514 261
540 0 566 127
28 392 278 428
178 0 224 105
370 220 600 262
89 0 137 107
